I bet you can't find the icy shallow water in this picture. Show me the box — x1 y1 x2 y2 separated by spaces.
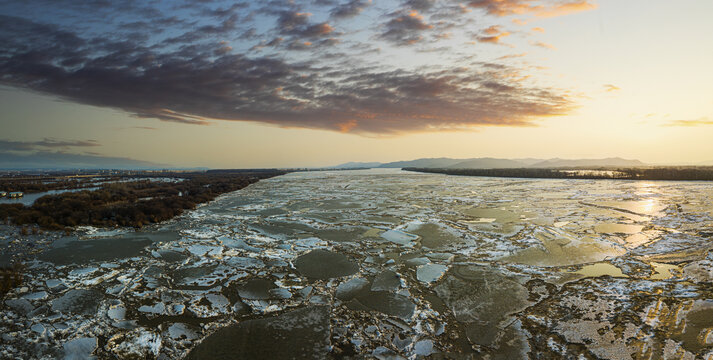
3 169 713 359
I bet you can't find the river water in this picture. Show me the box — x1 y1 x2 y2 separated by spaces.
3 169 713 359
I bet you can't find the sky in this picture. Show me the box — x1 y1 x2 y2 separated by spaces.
0 0 712 168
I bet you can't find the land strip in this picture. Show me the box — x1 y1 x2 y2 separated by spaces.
403 166 713 181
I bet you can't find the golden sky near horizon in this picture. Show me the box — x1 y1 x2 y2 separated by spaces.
0 0 711 168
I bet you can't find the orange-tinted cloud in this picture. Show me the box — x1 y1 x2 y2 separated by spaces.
664 117 713 127
531 41 555 50
498 52 528 60
535 1 597 17
603 84 620 92
338 119 359 132
476 25 511 45
468 0 597 18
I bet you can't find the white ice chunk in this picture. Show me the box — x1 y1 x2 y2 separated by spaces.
413 340 434 356
69 267 98 277
206 294 230 309
31 323 46 335
108 306 126 321
24 291 48 300
112 330 161 358
138 302 166 315
63 337 97 360
417 264 449 284
381 229 419 245
168 323 198 340
188 244 223 257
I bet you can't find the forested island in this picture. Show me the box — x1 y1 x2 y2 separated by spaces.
403 167 713 181
0 170 285 230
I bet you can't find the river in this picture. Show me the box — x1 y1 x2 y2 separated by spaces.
2 169 713 359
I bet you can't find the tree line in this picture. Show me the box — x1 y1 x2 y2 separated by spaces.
403 167 713 181
0 176 119 193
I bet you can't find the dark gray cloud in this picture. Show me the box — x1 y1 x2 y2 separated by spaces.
331 0 371 18
0 1 585 135
380 11 433 45
276 11 337 40
402 0 436 11
0 138 100 152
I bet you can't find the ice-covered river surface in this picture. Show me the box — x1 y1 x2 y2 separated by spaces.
3 169 713 359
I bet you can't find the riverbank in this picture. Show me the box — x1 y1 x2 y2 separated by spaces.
403 166 713 181
0 170 286 230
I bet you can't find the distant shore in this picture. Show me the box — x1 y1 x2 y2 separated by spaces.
403 166 713 181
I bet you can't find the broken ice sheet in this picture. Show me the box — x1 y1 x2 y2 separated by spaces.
185 306 331 359
293 249 359 279
380 229 419 246
6 170 713 359
435 265 530 349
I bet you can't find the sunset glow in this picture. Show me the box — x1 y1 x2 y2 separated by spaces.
1 0 711 167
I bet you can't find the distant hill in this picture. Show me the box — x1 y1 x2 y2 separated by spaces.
529 157 645 168
511 158 546 166
0 151 164 170
378 158 467 168
332 156 646 170
330 161 383 169
446 158 527 169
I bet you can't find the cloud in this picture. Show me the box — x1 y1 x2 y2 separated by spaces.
0 138 100 152
475 25 512 45
331 0 371 18
0 2 577 135
603 84 620 92
402 0 436 11
535 0 597 17
380 11 434 45
531 40 556 49
663 117 713 127
277 11 336 38
467 0 597 17
498 52 528 60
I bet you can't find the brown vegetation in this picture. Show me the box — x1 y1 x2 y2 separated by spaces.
0 263 23 297
0 171 284 230
0 175 118 193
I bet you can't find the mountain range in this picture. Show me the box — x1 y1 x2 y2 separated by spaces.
331 157 646 169
0 151 164 170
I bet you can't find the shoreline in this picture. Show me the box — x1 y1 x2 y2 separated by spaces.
0 170 286 231
403 166 713 182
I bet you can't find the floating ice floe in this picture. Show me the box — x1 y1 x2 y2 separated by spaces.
380 229 419 246
62 337 97 360
168 323 199 341
416 264 449 284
